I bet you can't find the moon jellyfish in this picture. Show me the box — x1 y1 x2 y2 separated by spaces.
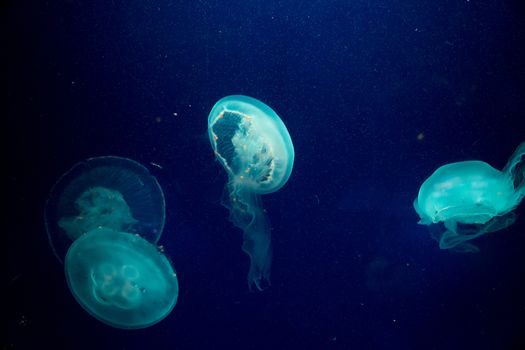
65 227 178 329
208 95 295 291
45 156 165 263
414 142 525 252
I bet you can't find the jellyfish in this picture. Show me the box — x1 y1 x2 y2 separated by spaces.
208 95 294 290
45 156 165 263
414 142 525 252
65 227 179 329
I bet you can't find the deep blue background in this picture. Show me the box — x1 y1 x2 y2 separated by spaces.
4 0 525 349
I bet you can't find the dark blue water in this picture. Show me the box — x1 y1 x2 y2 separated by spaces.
4 0 525 349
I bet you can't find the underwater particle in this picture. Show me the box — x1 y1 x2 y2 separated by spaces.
208 95 295 291
414 142 525 251
65 227 178 329
18 315 28 327
150 162 163 169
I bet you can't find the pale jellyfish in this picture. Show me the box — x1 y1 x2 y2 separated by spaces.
208 95 295 290
65 227 178 329
44 156 165 263
414 142 525 252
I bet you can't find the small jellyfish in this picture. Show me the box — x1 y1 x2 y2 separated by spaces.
414 142 525 252
208 95 294 290
45 156 165 263
65 227 178 329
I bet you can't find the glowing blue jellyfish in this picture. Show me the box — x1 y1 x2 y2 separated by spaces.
208 95 294 290
414 142 525 252
65 227 178 329
45 156 165 263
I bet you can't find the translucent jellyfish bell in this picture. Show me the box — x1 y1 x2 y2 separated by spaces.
65 227 178 329
45 156 165 263
208 95 295 291
414 142 525 252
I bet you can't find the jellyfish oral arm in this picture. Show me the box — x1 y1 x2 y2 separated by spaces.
241 200 272 292
503 141 525 201
224 183 272 291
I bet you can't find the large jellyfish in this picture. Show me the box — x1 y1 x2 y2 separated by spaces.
65 227 179 329
208 95 294 291
45 156 165 263
414 142 525 252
